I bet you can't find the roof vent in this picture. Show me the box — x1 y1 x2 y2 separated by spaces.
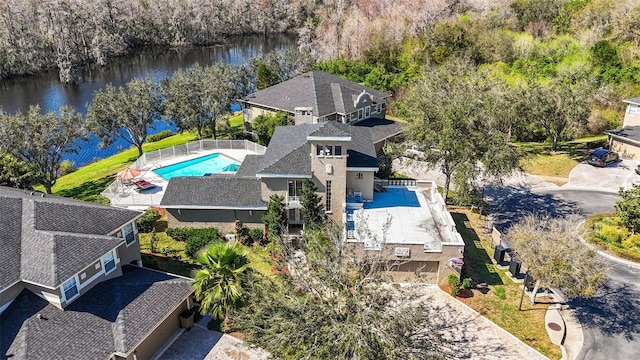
30 192 34 196
41 193 46 197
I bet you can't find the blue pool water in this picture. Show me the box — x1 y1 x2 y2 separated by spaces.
153 153 239 180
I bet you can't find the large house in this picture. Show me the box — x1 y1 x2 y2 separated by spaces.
239 70 402 153
161 121 378 232
606 96 640 159
0 186 194 360
239 70 391 126
160 121 464 283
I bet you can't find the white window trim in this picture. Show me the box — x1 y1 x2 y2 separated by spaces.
62 276 80 303
102 250 117 276
123 222 137 247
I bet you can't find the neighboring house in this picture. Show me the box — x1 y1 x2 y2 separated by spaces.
160 121 464 283
238 70 403 152
0 186 194 360
606 96 640 159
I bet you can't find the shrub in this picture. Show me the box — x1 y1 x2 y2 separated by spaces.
461 277 473 289
447 273 461 296
600 224 625 244
623 233 640 249
494 285 506 300
186 236 212 258
248 227 264 244
147 130 174 142
149 230 159 253
137 208 161 233
59 160 76 176
166 227 220 242
235 220 251 245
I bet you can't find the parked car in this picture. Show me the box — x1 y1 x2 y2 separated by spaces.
587 149 619 167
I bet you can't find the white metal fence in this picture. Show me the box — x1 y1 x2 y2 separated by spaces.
102 139 266 197
131 139 266 169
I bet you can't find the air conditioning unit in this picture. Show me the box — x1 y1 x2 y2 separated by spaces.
394 247 410 257
326 164 333 174
225 234 236 242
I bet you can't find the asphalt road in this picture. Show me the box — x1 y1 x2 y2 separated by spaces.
487 186 640 360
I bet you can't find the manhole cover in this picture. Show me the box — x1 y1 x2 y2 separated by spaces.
548 322 562 331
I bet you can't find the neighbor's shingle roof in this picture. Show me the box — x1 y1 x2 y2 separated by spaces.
241 71 390 117
1 265 193 360
0 186 141 290
606 126 640 143
160 177 267 208
623 97 640 105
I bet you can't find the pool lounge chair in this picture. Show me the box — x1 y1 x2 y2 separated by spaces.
133 180 157 191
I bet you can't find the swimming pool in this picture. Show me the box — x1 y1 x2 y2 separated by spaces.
153 153 239 180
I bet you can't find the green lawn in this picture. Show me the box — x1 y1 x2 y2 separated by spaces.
46 112 247 201
451 209 562 360
517 135 608 180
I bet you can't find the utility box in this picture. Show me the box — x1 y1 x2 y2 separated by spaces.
509 258 521 277
493 245 507 264
525 273 536 292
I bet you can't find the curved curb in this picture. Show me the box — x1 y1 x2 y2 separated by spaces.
435 286 549 359
577 220 640 270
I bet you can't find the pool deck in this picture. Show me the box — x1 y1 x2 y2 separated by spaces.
103 149 255 208
346 186 459 251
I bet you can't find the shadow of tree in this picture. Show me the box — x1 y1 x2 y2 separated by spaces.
485 185 580 234
56 175 115 201
569 281 640 341
451 212 503 286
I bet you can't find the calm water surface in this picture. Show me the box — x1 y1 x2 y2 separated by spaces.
0 35 295 166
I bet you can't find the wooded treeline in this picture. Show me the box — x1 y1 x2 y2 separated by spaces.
0 0 313 81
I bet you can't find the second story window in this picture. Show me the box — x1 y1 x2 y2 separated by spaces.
103 250 116 275
123 223 135 245
63 277 79 302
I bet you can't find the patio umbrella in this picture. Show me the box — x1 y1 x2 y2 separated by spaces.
116 167 142 182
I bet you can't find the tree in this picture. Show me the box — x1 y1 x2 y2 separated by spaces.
251 111 292 145
162 63 241 140
232 224 447 359
256 61 280 90
615 184 640 234
300 178 325 228
262 194 288 241
0 105 86 194
506 214 608 307
87 77 163 157
518 78 592 151
192 242 251 323
403 61 520 203
0 154 44 190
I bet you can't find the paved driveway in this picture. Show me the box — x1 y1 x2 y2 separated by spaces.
567 159 640 192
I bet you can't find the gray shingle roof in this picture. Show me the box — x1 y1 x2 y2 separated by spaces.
308 121 352 138
606 126 640 143
0 197 23 290
160 177 267 208
347 126 378 168
1 266 193 360
241 71 390 117
0 186 142 290
235 155 264 177
624 97 640 105
352 118 404 144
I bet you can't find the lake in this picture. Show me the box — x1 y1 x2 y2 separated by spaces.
0 34 296 166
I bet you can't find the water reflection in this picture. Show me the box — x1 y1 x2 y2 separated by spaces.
0 34 295 166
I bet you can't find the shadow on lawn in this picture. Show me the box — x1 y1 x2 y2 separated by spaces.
56 175 115 202
451 212 503 286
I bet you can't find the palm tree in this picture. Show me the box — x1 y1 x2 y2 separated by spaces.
192 242 251 323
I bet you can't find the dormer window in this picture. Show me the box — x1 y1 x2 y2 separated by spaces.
317 145 342 157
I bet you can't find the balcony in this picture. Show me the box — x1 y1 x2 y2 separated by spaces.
287 196 302 208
